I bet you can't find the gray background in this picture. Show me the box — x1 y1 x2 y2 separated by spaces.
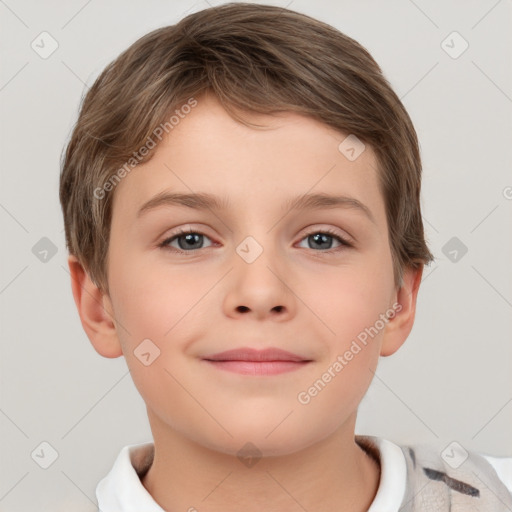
1 0 511 510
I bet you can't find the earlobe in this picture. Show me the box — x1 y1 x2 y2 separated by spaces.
67 255 123 358
380 264 424 357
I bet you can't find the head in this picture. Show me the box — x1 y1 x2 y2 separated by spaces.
60 3 434 456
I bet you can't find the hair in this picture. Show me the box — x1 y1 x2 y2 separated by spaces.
59 2 434 296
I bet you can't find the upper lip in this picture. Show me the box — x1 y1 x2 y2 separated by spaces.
203 347 311 362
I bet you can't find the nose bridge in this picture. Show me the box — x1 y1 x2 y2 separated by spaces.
233 228 283 286
223 183 296 263
229 201 281 265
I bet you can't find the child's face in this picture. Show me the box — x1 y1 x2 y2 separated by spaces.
85 94 420 456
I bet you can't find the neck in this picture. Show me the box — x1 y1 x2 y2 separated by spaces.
141 412 381 512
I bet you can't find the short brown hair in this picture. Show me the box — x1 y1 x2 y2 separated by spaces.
59 2 434 295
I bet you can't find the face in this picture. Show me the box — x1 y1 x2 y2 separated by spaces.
101 93 404 456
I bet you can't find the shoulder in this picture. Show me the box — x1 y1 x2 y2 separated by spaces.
399 440 512 510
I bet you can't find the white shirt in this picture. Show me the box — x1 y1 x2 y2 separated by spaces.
96 437 512 511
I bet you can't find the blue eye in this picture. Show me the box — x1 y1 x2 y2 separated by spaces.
159 228 214 253
158 227 352 254
297 229 352 252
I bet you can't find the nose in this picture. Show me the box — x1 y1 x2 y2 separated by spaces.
222 240 296 321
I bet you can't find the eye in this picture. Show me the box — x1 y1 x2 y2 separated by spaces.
296 228 353 253
158 228 214 254
158 227 353 254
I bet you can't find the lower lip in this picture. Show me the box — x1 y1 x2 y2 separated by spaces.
204 360 310 376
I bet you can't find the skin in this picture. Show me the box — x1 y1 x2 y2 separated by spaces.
69 92 423 512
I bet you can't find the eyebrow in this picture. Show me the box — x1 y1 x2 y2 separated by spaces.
137 191 375 223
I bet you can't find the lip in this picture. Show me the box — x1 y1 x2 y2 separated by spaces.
204 360 310 376
203 347 310 362
202 347 312 376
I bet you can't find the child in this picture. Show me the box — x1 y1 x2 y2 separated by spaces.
59 3 512 511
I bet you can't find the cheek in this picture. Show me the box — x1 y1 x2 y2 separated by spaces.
109 249 210 342
107 257 208 424
298 260 393 346
294 271 388 423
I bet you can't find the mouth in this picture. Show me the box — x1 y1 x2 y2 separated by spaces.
202 347 313 376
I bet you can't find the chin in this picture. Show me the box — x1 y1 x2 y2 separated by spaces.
199 423 319 460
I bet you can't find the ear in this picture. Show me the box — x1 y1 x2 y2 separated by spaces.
67 255 123 358
380 264 424 357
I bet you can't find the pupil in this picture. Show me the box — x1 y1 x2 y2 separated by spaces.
181 233 201 249
312 233 331 249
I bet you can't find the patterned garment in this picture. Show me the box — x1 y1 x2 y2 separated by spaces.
356 435 512 512
400 442 512 511
356 435 512 511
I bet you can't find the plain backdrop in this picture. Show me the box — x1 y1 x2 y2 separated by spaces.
1 0 511 510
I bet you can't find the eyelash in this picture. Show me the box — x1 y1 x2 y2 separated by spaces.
158 227 353 255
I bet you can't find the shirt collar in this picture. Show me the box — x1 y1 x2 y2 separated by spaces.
96 435 406 512
96 442 164 512
357 435 408 511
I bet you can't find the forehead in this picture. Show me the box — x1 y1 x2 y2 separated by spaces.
111 94 385 227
